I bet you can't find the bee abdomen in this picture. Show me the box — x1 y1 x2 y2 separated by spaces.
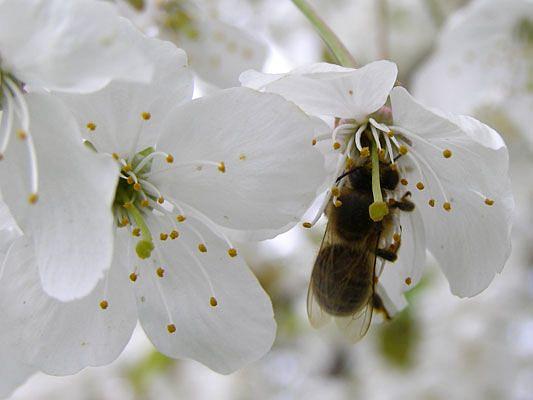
311 244 373 316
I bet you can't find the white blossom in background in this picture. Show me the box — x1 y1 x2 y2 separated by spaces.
0 0 153 300
322 0 437 75
241 60 514 314
0 34 329 393
413 0 533 148
117 0 267 89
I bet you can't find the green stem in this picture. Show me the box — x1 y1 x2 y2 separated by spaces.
129 205 154 259
371 142 383 203
369 140 389 222
291 0 357 67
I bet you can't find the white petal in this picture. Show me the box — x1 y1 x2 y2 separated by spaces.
391 87 514 297
0 236 137 375
0 0 152 92
57 35 193 155
377 208 426 315
153 87 328 235
163 16 267 88
134 213 275 374
241 61 397 120
0 93 119 300
239 63 354 90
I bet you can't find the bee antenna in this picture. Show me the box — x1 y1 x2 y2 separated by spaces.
335 168 360 184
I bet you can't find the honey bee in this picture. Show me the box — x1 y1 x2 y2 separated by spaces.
307 150 414 342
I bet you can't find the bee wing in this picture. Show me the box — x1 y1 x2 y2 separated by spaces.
334 301 374 343
307 282 331 328
334 232 381 342
306 219 339 329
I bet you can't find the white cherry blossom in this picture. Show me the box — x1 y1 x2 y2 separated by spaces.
0 36 329 383
0 1 154 299
241 60 514 314
117 0 267 89
412 0 533 148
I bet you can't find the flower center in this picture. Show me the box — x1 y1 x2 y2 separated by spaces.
304 111 496 229
0 71 39 204
111 144 174 259
161 1 199 40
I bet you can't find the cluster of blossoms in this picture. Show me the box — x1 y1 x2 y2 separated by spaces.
0 0 330 395
0 0 515 396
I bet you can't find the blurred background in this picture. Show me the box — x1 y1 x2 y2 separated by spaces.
11 0 533 399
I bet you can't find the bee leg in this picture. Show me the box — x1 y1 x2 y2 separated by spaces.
375 248 398 262
375 233 401 262
388 192 415 212
372 294 392 320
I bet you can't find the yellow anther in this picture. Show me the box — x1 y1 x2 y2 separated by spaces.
400 178 408 186
312 138 317 146
218 162 226 173
302 222 312 229
210 297 218 307
141 111 151 120
99 300 109 310
333 142 341 150
160 233 168 241
390 163 398 171
157 197 164 204
156 267 165 278
122 164 132 172
360 147 370 158
129 272 138 282
331 187 341 197
198 243 207 253
167 324 176 334
485 198 495 206
239 153 246 161
443 149 452 158
141 199 150 207
17 130 27 140
166 154 174 163
345 158 355 169
120 217 129 226
334 199 343 208
176 215 186 222
132 228 141 237
405 277 412 285
378 148 386 160
416 182 425 190
112 153 120 160
133 182 142 191
387 130 394 138
393 233 401 243
170 230 179 239
228 248 238 257
399 145 408 155
123 202 133 210
86 122 96 131
127 176 134 185
28 193 38 204
428 199 436 207
443 202 452 211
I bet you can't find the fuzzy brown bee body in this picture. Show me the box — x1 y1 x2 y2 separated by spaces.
307 161 412 341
